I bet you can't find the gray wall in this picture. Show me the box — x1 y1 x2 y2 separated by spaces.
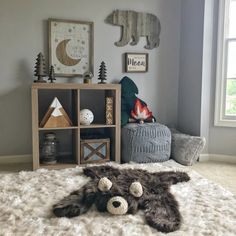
200 0 215 153
0 0 182 156
178 0 236 156
206 0 236 155
177 0 205 136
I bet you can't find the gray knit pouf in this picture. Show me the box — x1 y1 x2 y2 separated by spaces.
121 123 171 163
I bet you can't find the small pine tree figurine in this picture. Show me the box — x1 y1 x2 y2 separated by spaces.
48 65 56 83
34 52 47 83
98 61 107 84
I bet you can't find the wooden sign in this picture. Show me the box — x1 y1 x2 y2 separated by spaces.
106 10 161 50
125 53 148 72
40 97 72 128
106 97 113 125
80 138 110 164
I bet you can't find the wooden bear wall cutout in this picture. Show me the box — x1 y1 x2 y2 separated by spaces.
105 10 161 50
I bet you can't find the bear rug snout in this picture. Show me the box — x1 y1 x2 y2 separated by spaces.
107 196 128 215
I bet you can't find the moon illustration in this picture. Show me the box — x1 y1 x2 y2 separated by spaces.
56 39 81 66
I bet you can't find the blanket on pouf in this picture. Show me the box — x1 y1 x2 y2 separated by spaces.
0 161 236 236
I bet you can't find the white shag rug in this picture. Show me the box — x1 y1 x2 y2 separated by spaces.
0 161 236 236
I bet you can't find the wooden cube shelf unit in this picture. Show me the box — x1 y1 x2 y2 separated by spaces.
31 83 121 170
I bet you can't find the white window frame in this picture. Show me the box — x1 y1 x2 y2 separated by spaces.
215 0 236 127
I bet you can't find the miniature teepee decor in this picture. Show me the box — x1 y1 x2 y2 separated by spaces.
34 53 47 83
48 65 56 83
40 97 72 128
98 61 107 84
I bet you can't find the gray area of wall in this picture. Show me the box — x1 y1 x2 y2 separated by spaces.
178 0 205 136
207 0 236 156
200 0 214 153
200 0 236 156
179 0 236 156
0 0 182 155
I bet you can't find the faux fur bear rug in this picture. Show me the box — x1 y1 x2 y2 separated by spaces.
53 166 190 233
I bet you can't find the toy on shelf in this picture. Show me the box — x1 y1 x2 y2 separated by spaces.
83 71 93 84
40 97 72 128
98 61 107 84
34 52 47 83
80 109 94 125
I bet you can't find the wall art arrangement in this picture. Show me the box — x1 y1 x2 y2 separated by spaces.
125 53 148 72
49 19 94 77
106 10 161 50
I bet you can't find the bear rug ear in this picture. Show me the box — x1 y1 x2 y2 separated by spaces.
143 192 182 233
83 166 121 179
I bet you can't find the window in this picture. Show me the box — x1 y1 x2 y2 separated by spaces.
215 0 236 127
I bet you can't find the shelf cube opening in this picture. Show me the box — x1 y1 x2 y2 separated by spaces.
80 89 116 125
80 127 115 162
38 89 78 127
39 129 78 165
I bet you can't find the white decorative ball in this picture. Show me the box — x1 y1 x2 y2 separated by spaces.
98 177 112 192
107 196 128 215
80 109 94 125
129 182 143 197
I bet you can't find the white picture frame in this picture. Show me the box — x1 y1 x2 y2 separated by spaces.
49 19 94 77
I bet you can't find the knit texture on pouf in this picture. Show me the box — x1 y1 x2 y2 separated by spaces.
122 123 171 163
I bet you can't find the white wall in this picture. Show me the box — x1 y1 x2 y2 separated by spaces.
0 0 182 156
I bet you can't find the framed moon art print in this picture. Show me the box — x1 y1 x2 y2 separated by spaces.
49 19 94 77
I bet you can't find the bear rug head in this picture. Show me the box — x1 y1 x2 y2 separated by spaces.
53 166 190 233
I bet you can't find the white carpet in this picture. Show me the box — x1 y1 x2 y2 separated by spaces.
0 161 236 236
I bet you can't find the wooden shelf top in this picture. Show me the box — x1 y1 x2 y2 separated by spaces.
38 126 78 131
38 124 116 130
32 83 121 90
80 124 116 129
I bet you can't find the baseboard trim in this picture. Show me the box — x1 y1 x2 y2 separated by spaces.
199 154 210 162
200 154 236 164
0 154 32 164
0 154 235 165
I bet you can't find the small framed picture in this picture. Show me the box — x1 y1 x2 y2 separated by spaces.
125 53 148 73
49 18 94 77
